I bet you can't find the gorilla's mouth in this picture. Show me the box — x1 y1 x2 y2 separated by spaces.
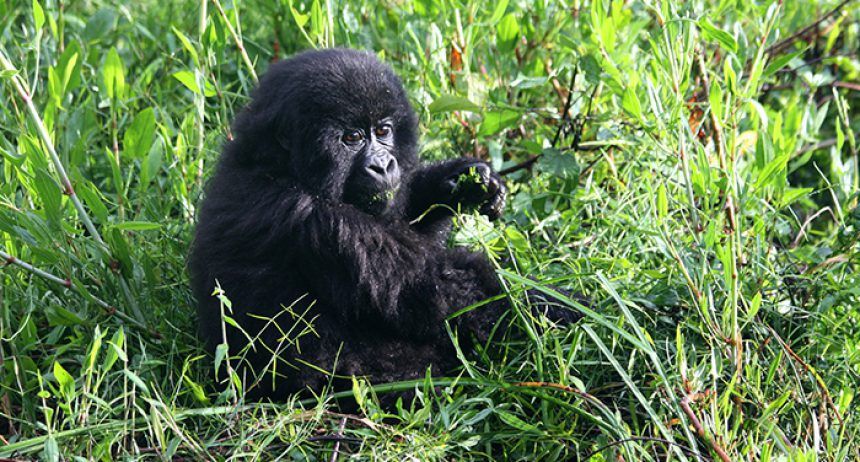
345 184 400 216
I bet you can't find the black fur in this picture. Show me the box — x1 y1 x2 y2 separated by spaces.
189 49 579 400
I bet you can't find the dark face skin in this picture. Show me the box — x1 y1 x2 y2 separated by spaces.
341 117 402 215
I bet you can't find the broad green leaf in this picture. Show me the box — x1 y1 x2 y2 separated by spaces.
214 343 228 376
123 370 149 394
83 8 117 41
33 169 63 228
107 228 134 278
496 410 539 432
32 0 45 30
103 327 126 372
42 436 59 462
709 79 723 123
172 70 200 94
699 19 738 54
488 0 509 24
537 148 580 178
755 152 789 189
290 6 309 28
53 361 75 398
76 181 108 223
123 108 156 159
172 26 199 65
428 94 480 113
496 13 519 52
764 51 803 77
310 0 324 40
510 74 548 89
478 109 520 137
103 47 125 100
622 86 642 119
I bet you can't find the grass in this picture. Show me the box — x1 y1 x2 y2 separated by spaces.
1 0 859 460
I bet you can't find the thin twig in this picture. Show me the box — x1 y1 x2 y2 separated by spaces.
328 417 348 462
765 0 855 57
679 393 731 462
0 249 151 334
765 326 845 426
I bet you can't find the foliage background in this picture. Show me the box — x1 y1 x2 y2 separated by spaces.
1 0 859 460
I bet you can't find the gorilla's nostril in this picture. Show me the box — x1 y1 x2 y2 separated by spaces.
368 164 386 176
385 158 397 174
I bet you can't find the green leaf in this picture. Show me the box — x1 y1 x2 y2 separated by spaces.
76 182 108 223
102 47 125 100
478 109 520 137
488 0 509 24
214 343 228 376
755 152 789 190
536 148 580 178
33 169 63 228
123 108 156 159
106 228 134 278
699 19 738 54
103 327 126 372
172 70 200 94
496 13 519 52
428 94 480 113
779 187 813 208
42 436 59 462
32 0 45 30
657 183 668 219
123 370 150 394
709 79 723 123
496 410 539 432
764 51 803 77
53 361 75 398
290 6 309 28
83 8 117 41
510 74 548 89
172 26 199 65
113 221 162 231
622 85 642 119
310 0 324 40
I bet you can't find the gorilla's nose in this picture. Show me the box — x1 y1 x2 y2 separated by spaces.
364 153 400 187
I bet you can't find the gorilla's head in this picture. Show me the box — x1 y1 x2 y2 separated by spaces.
228 48 419 215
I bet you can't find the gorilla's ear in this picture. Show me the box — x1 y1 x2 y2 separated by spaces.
229 95 293 168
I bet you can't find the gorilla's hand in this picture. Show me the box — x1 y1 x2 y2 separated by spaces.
442 161 507 220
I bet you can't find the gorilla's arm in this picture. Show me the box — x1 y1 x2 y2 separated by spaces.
404 158 506 237
279 189 498 338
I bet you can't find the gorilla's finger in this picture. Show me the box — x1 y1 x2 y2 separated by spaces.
479 181 506 220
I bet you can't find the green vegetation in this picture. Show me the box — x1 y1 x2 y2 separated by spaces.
1 0 859 459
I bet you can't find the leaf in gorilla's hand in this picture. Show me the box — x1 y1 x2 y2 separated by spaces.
453 167 487 196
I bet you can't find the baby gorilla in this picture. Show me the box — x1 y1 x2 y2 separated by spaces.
190 48 579 400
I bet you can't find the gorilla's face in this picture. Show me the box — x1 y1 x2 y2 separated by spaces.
232 49 419 216
339 117 402 215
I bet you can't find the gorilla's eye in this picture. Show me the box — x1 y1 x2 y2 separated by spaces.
374 124 393 138
342 130 364 144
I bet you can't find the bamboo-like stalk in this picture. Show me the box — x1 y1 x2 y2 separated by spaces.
0 49 146 324
210 0 258 83
0 50 107 250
